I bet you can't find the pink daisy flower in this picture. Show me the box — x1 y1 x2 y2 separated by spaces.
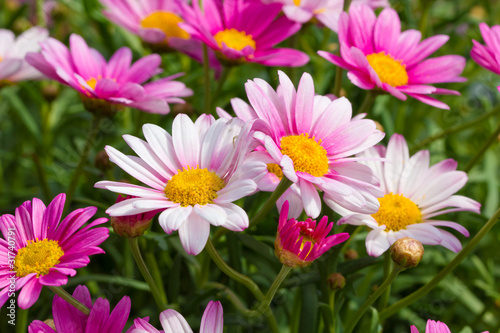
275 201 349 267
28 285 131 333
339 134 481 257
179 0 309 66
219 70 384 219
318 4 467 109
0 193 109 309
0 27 48 83
471 23 500 91
411 319 489 333
26 34 193 114
126 300 223 333
261 0 389 31
98 0 220 68
95 114 261 255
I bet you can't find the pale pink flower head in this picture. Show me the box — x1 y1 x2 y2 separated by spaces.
0 27 48 84
339 134 481 257
127 300 223 333
95 114 261 255
98 0 220 67
26 34 193 114
110 194 161 238
0 193 109 309
28 285 131 333
221 70 384 219
471 23 500 91
410 319 489 333
318 4 466 109
275 201 349 267
179 0 309 66
261 0 389 31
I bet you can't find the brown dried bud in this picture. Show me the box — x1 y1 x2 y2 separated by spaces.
327 273 346 291
390 237 424 269
94 150 111 172
172 103 195 116
43 319 56 330
42 83 60 102
344 248 358 261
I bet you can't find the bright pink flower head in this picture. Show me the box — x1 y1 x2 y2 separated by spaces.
0 27 48 83
26 34 193 114
261 0 389 31
410 319 489 333
318 4 466 109
98 0 220 68
179 0 309 66
0 193 109 309
339 134 481 257
219 70 384 219
275 201 349 267
471 23 500 91
28 285 131 333
127 300 223 333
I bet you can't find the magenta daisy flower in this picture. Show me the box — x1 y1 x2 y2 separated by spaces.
471 23 500 91
95 114 260 255
0 193 109 309
0 27 48 84
179 0 309 66
26 34 192 114
318 4 466 109
222 70 384 218
98 0 220 68
275 201 349 267
411 319 489 333
127 300 223 333
28 285 131 333
339 134 481 257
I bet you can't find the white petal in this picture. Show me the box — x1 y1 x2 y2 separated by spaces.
158 206 192 234
298 179 321 218
159 309 193 333
384 134 409 193
194 204 227 227
123 134 174 179
172 114 200 167
405 224 442 245
216 179 257 204
218 203 249 232
106 198 158 216
94 181 165 199
365 229 391 257
200 301 223 333
178 214 211 255
142 123 181 174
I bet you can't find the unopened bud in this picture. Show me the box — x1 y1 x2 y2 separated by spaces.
80 95 123 117
110 195 157 238
344 248 358 260
327 273 346 291
390 237 424 269
43 319 56 330
42 83 60 102
172 103 195 116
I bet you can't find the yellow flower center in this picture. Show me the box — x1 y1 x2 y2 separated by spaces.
0 56 3 62
214 29 256 51
14 239 64 278
280 134 329 177
86 77 98 90
371 193 422 231
294 0 301 5
165 166 225 207
140 11 190 40
267 163 283 179
366 52 409 87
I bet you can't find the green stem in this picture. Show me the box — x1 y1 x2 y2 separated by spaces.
32 153 51 202
16 308 28 333
128 238 168 310
356 91 377 115
205 281 253 316
333 67 343 98
377 253 392 311
330 291 337 333
410 104 500 154
65 115 102 212
259 265 292 312
419 0 432 37
380 206 500 320
36 0 46 27
344 265 404 333
203 44 212 115
212 66 232 105
464 123 500 173
48 286 90 315
144 251 169 306
249 177 293 227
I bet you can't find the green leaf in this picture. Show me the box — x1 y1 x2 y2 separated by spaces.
2 87 41 143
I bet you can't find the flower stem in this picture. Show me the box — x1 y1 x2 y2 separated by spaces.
356 91 377 115
377 252 392 311
333 67 343 98
464 123 500 173
379 206 500 320
16 308 28 333
36 0 46 27
258 265 292 312
213 66 232 105
344 264 405 333
249 177 293 227
410 104 500 154
203 44 212 115
48 286 90 315
64 114 102 212
32 153 51 202
128 238 168 310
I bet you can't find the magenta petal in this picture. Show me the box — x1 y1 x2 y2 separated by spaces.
18 278 42 309
105 47 132 80
101 296 131 333
38 271 68 286
94 78 120 98
125 54 162 84
69 34 100 79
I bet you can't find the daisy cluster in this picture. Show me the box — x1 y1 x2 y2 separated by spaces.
0 0 497 332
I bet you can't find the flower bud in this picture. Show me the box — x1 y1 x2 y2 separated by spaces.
94 150 111 172
390 237 424 269
172 103 195 116
110 195 157 238
43 319 56 330
80 94 123 117
327 273 346 291
344 248 358 260
42 83 60 102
